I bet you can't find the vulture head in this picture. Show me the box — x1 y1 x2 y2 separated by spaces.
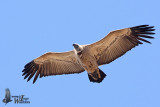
73 43 83 54
73 44 81 51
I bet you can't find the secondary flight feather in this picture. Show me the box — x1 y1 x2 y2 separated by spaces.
22 25 155 83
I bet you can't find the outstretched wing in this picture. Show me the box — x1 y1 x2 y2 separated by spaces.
22 50 85 83
5 88 11 100
87 25 155 65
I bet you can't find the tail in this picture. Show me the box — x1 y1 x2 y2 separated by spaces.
88 68 106 83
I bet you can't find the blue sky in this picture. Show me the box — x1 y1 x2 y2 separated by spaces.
0 0 160 107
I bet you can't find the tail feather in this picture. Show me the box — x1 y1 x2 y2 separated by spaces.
88 69 106 83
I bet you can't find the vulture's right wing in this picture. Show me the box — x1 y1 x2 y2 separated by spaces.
22 51 85 83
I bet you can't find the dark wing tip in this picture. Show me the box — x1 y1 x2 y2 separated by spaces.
33 79 36 84
132 24 149 28
131 25 155 44
22 60 39 84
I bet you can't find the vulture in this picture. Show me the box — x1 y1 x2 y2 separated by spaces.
22 25 155 83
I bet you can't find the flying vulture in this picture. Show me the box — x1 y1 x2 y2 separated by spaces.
22 25 155 83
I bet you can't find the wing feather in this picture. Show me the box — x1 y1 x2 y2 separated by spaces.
33 66 41 83
87 25 155 65
22 51 84 83
40 65 44 78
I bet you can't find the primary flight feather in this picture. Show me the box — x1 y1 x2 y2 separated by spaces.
22 25 155 83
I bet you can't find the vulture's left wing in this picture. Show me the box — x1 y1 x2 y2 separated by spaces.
22 51 85 83
87 25 155 65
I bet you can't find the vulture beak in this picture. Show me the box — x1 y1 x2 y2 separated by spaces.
72 44 77 47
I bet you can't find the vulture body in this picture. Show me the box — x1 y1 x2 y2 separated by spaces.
22 25 155 83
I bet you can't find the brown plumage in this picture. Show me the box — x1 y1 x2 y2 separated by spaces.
22 25 155 83
88 25 155 65
22 52 85 83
